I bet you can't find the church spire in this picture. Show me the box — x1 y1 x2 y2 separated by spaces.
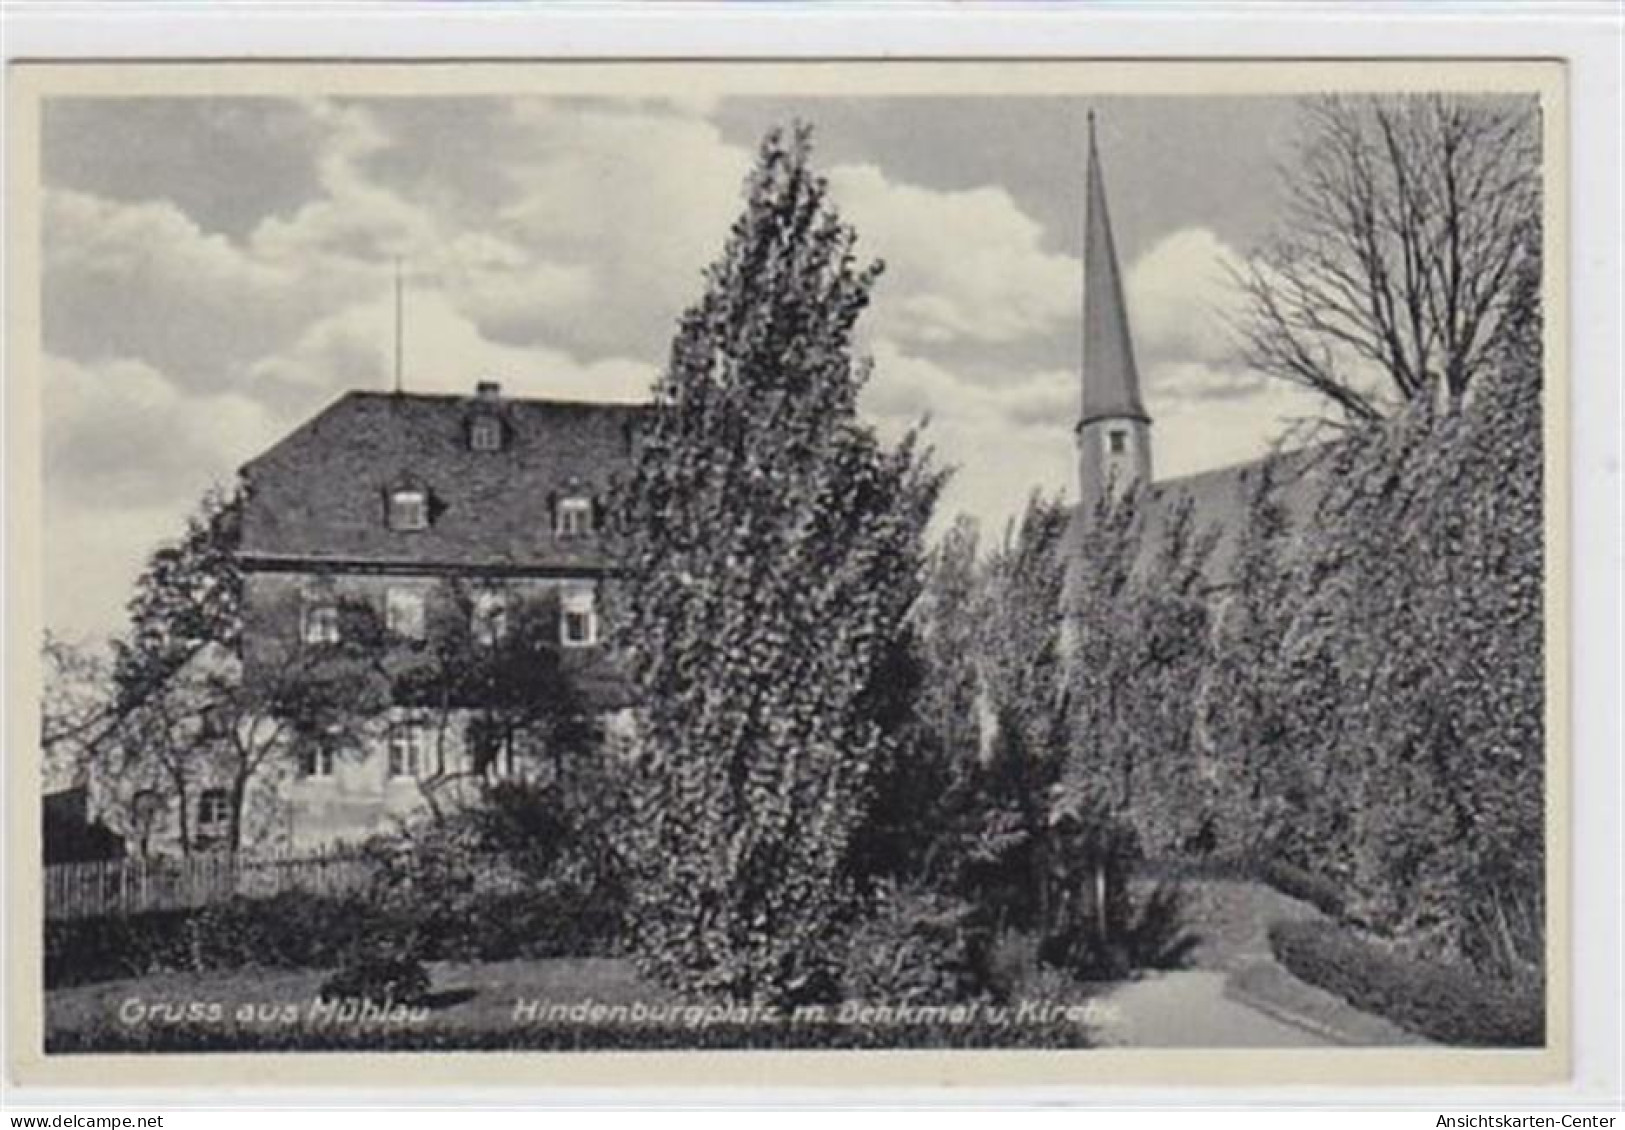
1081 111 1149 426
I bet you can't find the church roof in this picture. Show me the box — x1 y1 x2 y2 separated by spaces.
1081 113 1150 427
1134 444 1334 587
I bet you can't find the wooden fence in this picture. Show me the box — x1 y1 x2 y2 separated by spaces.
44 851 376 921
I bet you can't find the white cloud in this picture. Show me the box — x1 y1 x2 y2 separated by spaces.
1127 225 1247 368
45 353 282 505
830 165 1079 348
863 341 1077 538
248 290 656 405
43 353 286 647
1148 361 1332 480
250 99 436 269
496 104 754 354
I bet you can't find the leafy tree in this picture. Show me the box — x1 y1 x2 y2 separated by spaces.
954 495 1070 930
385 580 600 815
1061 489 1215 857
1250 291 1543 976
1232 94 1540 423
97 485 400 852
981 494 1072 767
1198 456 1301 855
113 486 244 713
914 515 984 769
848 515 984 890
613 123 945 1004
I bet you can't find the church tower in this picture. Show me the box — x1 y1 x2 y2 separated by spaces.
1075 111 1152 519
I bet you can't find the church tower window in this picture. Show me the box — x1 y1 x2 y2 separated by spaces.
470 417 502 452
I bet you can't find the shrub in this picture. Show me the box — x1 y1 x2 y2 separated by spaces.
842 882 989 1004
1040 879 1198 982
45 892 376 988
318 935 430 1006
1031 804 1197 981
983 929 1044 1003
44 794 626 990
358 778 627 963
1254 856 1348 919
1268 918 1543 1046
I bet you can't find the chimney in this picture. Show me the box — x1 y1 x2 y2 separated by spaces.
475 380 502 402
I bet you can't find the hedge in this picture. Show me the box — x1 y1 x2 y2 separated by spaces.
1268 918 1542 1047
45 893 376 988
1254 858 1347 919
1136 853 1347 919
45 887 622 990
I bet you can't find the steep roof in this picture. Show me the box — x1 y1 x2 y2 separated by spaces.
1080 113 1150 427
1065 444 1335 593
1133 445 1334 587
239 389 646 572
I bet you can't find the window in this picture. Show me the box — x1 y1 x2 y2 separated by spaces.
561 587 597 648
468 718 517 781
303 602 340 645
1108 429 1127 456
471 590 509 646
555 496 594 538
388 723 426 780
389 488 429 531
299 742 336 779
470 417 503 452
197 789 230 830
385 587 426 640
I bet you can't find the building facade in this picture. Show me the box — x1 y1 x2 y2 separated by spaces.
236 381 643 849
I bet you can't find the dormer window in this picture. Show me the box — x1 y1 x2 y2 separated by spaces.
556 496 594 538
389 488 429 531
470 416 502 452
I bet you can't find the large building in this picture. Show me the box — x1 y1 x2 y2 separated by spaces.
235 381 643 848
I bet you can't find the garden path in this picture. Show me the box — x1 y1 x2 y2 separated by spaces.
1089 877 1424 1048
1092 968 1332 1047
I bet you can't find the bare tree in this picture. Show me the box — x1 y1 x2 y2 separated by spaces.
1231 94 1540 424
41 632 115 791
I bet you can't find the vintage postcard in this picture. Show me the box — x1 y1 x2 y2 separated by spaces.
5 58 1568 1088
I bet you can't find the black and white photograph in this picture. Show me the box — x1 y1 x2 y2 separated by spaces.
6 57 1568 1083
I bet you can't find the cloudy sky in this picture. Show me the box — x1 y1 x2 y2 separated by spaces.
41 92 1334 646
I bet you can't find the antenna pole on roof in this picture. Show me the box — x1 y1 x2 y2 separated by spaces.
393 257 404 395
393 256 404 395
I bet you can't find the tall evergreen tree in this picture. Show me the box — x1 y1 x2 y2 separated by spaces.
612 124 945 1004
